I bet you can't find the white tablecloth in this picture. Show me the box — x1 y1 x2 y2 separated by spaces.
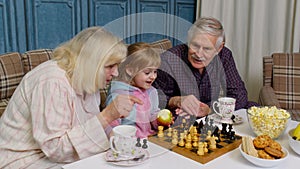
62 109 300 169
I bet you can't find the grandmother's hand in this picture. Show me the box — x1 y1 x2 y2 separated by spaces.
100 95 143 123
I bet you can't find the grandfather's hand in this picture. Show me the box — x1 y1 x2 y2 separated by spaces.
170 95 210 117
99 94 143 123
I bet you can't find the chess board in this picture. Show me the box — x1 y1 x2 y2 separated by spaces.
148 117 242 164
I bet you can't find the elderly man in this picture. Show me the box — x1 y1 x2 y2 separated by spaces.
153 17 258 118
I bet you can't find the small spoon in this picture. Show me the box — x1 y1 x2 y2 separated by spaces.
106 154 145 162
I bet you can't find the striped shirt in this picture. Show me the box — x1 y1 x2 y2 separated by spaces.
0 60 109 169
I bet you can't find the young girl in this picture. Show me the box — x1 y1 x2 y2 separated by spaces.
106 42 161 138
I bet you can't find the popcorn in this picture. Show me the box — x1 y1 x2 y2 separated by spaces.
247 106 290 139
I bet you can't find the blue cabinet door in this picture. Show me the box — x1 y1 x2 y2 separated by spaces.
89 0 131 43
135 0 196 45
25 0 82 51
0 0 195 54
135 0 170 43
0 0 11 54
174 0 196 45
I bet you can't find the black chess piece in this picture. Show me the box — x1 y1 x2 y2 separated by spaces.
200 133 206 142
209 118 214 127
229 131 236 140
212 126 219 136
136 137 142 147
197 120 204 133
231 114 236 123
221 123 228 135
228 124 233 132
142 139 148 149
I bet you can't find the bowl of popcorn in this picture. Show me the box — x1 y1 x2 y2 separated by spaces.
247 106 291 139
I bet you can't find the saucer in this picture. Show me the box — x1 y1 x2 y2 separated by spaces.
105 148 150 166
210 113 243 125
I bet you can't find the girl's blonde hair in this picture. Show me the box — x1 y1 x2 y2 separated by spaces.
116 42 161 83
52 26 127 94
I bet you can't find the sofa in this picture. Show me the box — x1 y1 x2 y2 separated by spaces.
0 39 172 117
258 52 300 121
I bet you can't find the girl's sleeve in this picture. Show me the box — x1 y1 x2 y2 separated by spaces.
30 79 109 163
149 88 160 122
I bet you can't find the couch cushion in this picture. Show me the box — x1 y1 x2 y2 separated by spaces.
0 98 10 117
22 49 53 73
272 53 300 109
288 109 300 121
0 52 25 100
262 56 273 86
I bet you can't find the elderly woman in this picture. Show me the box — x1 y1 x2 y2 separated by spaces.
0 27 142 168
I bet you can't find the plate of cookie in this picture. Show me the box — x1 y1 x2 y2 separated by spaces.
239 135 289 168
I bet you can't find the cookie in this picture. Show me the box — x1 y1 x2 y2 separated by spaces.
253 135 272 149
264 146 284 158
257 150 274 159
268 140 282 151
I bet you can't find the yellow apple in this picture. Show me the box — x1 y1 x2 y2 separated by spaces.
157 109 173 126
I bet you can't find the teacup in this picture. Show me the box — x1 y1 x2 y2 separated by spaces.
213 97 236 124
109 125 137 157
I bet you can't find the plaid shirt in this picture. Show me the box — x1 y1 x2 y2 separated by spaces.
153 44 257 111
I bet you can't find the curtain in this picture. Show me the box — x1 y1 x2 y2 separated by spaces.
196 0 300 102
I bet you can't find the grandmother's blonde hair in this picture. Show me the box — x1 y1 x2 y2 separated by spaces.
116 42 161 83
52 26 127 94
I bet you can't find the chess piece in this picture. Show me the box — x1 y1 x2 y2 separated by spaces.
229 131 236 140
212 126 219 136
192 136 199 147
142 139 148 149
184 130 188 140
209 136 218 149
221 123 228 135
198 120 204 133
172 136 178 145
192 128 199 147
167 127 172 137
182 118 186 128
178 133 185 147
206 130 212 140
172 129 178 138
228 124 233 133
172 129 178 145
136 137 142 147
190 126 197 138
203 142 208 153
193 126 198 135
209 118 214 127
200 133 206 142
185 134 192 149
197 142 204 155
157 126 164 137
